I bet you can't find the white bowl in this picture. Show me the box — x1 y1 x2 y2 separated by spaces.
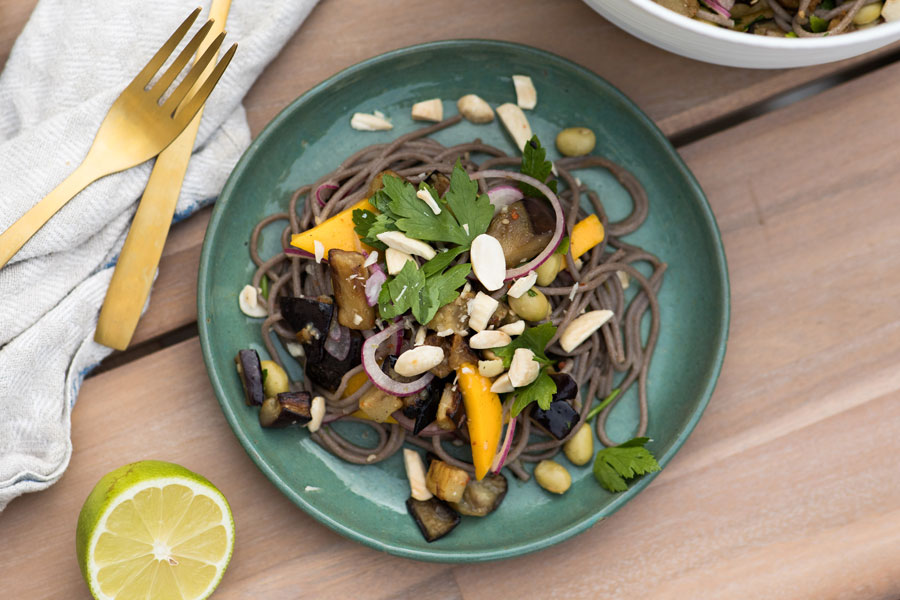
584 0 900 68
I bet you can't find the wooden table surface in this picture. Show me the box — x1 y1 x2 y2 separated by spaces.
3 1 900 598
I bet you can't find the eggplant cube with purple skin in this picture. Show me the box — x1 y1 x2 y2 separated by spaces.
235 349 265 406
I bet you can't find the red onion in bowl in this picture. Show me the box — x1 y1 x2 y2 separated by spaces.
704 0 731 17
361 320 433 396
487 185 524 214
365 263 387 307
470 170 565 281
315 183 339 207
491 417 517 473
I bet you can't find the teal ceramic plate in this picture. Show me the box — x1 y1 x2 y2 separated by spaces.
198 40 729 562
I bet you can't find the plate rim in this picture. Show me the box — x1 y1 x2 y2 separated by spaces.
197 38 730 562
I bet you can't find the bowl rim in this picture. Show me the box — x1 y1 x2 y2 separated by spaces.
626 0 900 47
197 38 731 562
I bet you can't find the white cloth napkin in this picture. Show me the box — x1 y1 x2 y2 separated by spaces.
0 0 319 510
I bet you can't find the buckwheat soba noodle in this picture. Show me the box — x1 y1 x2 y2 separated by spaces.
245 114 666 489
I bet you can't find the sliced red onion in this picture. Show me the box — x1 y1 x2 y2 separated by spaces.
487 185 524 215
365 263 387 307
324 322 351 361
315 183 339 207
390 410 455 437
285 247 316 259
361 320 433 396
471 170 566 281
491 416 517 473
704 0 730 17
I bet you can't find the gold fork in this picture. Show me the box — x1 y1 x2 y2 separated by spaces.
0 8 237 269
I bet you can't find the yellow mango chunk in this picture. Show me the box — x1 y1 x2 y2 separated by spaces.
457 363 502 480
342 370 370 399
290 198 376 257
570 214 604 259
349 409 399 425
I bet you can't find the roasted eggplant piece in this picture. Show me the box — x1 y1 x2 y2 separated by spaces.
487 200 554 268
328 249 376 330
358 387 404 423
532 398 581 440
450 473 508 517
305 329 363 393
280 296 333 363
448 334 478 371
549 373 578 403
435 384 464 431
279 296 363 392
426 291 473 336
402 376 446 434
426 172 451 197
259 391 312 428
235 349 264 406
406 496 461 542
426 460 470 503
366 169 402 198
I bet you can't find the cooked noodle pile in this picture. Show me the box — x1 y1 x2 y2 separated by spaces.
249 115 666 480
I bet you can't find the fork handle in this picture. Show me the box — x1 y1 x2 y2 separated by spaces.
0 161 101 269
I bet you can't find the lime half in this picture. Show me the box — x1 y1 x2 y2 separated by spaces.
76 460 234 600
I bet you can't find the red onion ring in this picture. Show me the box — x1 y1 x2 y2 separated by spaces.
704 0 731 17
487 185 524 214
315 183 339 207
470 170 566 281
361 320 433 396
491 416 517 473
285 247 315 259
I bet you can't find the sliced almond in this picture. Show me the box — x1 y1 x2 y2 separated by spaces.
499 320 525 336
559 310 614 353
385 248 417 275
512 75 537 110
238 285 267 318
470 234 506 291
416 188 442 215
497 103 533 152
377 230 436 260
403 448 433 501
616 270 630 290
394 345 445 377
507 271 537 298
508 348 540 387
350 112 393 131
478 359 505 378
490 373 514 394
313 240 325 264
469 330 512 350
467 292 499 332
457 94 495 123
414 325 427 346
363 250 379 268
411 98 443 122
307 396 326 433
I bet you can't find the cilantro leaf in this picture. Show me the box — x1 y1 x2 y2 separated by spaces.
377 260 470 325
555 236 570 256
261 369 268 385
519 136 558 198
260 274 269 300
510 369 557 417
585 388 620 421
444 161 494 244
490 322 557 368
422 245 467 277
592 437 660 493
352 209 395 250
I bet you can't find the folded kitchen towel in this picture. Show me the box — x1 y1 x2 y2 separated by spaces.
0 0 319 510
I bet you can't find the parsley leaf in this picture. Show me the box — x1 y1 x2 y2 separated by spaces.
422 245 467 278
490 322 557 368
260 275 269 300
510 368 557 417
592 437 661 493
377 261 470 325
352 208 395 250
519 136 558 198
443 162 494 244
555 236 570 256
386 178 467 245
261 369 268 385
